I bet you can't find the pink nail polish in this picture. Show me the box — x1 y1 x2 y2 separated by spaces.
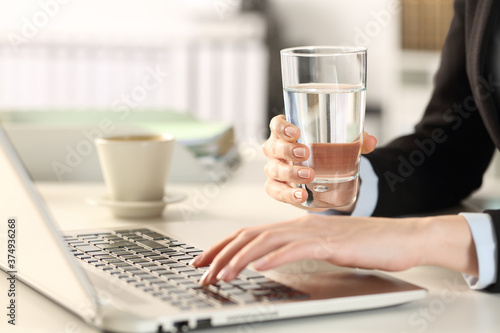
293 147 306 158
217 267 230 281
284 126 297 138
254 258 267 270
199 270 210 285
189 255 201 266
298 169 311 179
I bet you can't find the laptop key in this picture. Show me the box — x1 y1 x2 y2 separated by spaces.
177 258 194 263
219 288 245 297
84 259 99 264
147 255 165 261
111 250 131 256
132 248 151 254
120 267 142 272
139 262 158 268
178 282 202 290
229 293 258 304
238 284 262 291
185 272 203 279
74 244 102 253
159 249 178 254
229 279 251 287
171 266 194 273
142 232 169 240
170 255 192 261
148 266 168 272
134 239 167 250
68 240 86 245
93 255 115 259
157 259 177 264
140 251 158 257
101 258 122 264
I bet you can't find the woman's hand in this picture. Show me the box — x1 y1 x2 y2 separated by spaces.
191 214 478 286
262 115 377 209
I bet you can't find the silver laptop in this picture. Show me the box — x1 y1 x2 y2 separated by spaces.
0 124 427 333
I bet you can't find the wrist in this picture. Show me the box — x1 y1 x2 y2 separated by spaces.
419 215 478 276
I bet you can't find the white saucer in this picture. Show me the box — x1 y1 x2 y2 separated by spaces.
85 193 186 218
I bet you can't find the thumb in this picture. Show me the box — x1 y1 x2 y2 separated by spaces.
361 132 377 154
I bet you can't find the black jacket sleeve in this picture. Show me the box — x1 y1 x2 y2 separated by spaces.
365 0 495 217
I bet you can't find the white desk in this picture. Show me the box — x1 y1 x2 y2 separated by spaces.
2 154 500 333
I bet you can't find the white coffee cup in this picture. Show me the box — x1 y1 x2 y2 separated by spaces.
95 134 174 203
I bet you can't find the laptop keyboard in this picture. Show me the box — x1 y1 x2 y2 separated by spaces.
64 228 308 310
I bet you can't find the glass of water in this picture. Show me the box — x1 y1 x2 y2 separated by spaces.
280 46 367 209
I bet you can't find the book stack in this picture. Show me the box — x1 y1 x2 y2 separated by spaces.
401 0 454 50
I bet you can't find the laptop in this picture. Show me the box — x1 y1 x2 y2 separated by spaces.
0 124 427 332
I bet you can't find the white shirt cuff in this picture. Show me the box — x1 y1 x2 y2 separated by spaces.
460 212 498 290
314 156 379 217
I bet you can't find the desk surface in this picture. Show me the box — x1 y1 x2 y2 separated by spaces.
2 154 500 333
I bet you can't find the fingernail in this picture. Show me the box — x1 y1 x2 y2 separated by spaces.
293 147 306 158
199 270 211 285
298 169 311 179
189 255 202 266
294 190 303 199
216 267 230 281
254 257 267 270
284 126 298 138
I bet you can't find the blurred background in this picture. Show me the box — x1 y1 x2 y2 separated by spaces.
0 0 499 204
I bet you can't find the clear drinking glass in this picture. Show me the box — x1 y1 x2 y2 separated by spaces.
281 46 367 209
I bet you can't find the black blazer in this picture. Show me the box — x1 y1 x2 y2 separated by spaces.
365 0 500 292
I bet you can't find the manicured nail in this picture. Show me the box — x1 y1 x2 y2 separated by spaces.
216 267 230 281
293 147 306 158
189 255 202 266
254 257 268 270
199 270 211 285
298 169 311 179
294 190 303 199
284 126 298 138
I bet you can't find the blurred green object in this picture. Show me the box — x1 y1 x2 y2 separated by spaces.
0 110 235 157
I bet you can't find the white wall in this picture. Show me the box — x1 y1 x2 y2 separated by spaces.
0 0 269 142
269 0 401 111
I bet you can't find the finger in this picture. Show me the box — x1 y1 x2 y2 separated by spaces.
264 178 308 204
216 227 316 282
264 159 314 184
199 218 305 285
198 226 267 285
361 132 377 154
269 115 300 142
262 137 310 162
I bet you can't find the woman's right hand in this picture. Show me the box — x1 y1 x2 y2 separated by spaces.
262 115 377 209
